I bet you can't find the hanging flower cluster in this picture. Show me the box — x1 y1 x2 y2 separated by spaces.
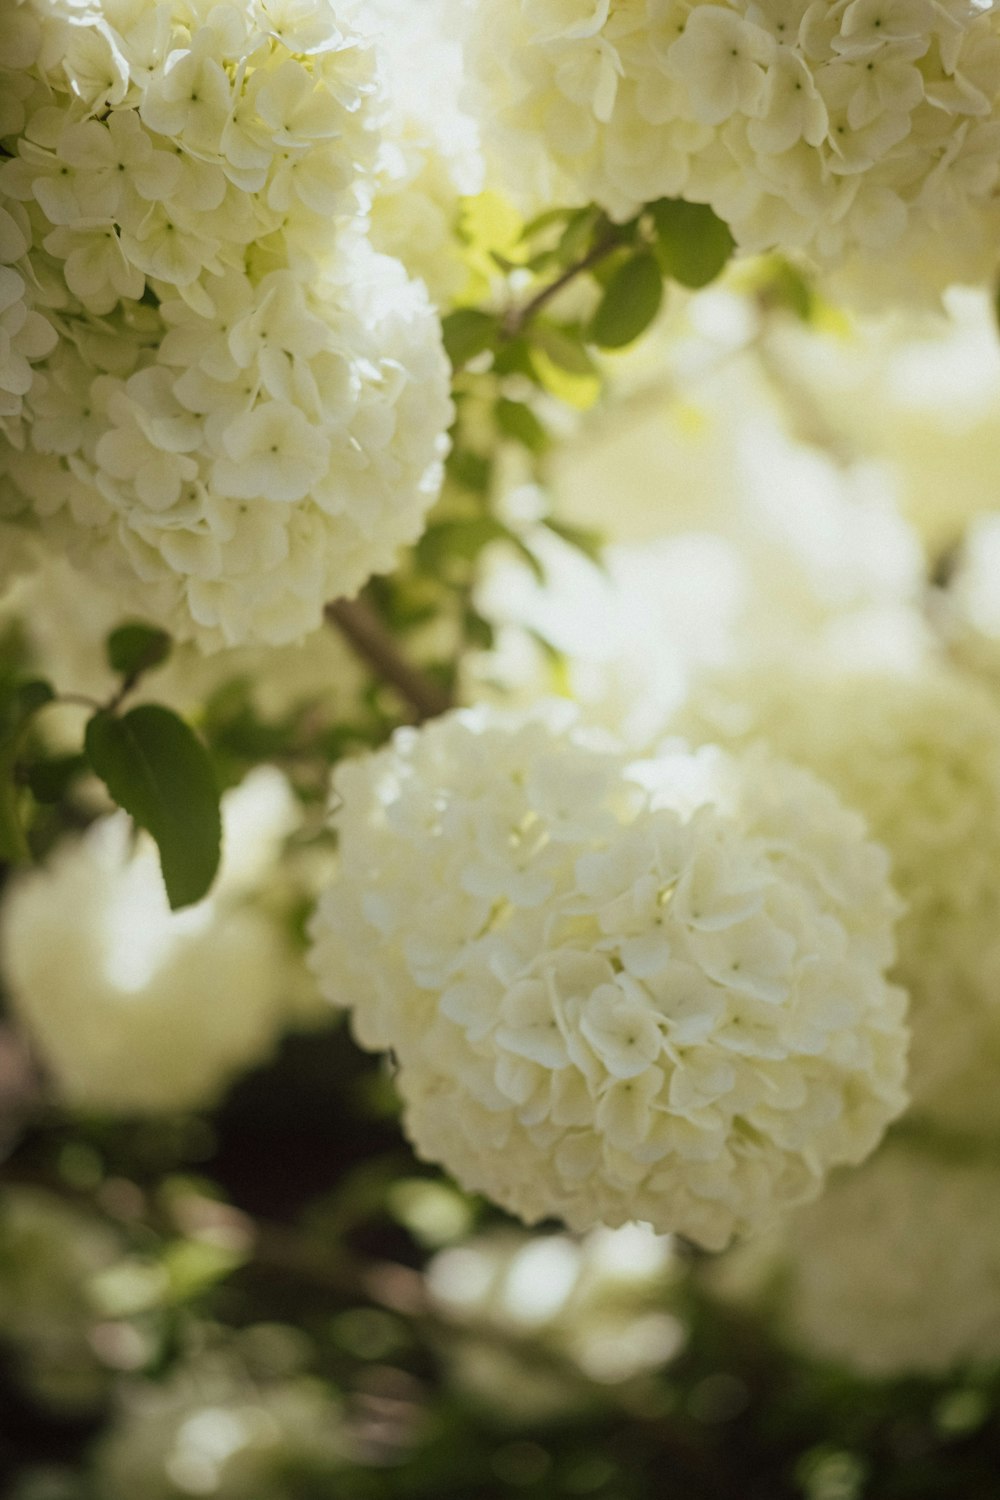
453 0 1000 287
0 0 452 647
308 704 908 1250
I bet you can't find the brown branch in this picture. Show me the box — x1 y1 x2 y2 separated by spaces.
500 228 623 340
326 598 453 723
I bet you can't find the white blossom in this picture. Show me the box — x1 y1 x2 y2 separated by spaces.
1 0 453 648
451 0 1000 290
677 664 1000 1133
308 704 908 1250
0 769 306 1113
709 1139 1000 1377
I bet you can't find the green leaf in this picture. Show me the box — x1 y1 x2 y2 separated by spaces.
542 517 606 567
441 308 497 369
495 398 549 453
587 252 664 349
106 622 172 679
84 704 222 910
650 198 735 289
530 323 598 376
0 737 29 863
25 752 88 804
15 680 55 716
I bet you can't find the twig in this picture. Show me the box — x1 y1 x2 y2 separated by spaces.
326 598 452 723
501 229 623 340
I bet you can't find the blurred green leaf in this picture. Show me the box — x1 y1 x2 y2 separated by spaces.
85 704 221 910
530 323 598 376
496 398 549 453
587 252 663 349
650 199 735 289
441 308 497 369
106 622 172 680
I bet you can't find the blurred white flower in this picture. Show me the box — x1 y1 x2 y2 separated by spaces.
709 1139 1000 1377
1 769 306 1113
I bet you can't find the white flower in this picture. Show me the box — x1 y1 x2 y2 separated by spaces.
308 704 908 1250
0 769 304 1113
709 1139 1000 1377
451 0 1000 291
677 663 1000 1133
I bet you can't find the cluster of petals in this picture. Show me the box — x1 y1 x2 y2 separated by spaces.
308 703 908 1250
710 1139 1000 1376
453 0 1000 285
0 768 305 1113
0 0 452 646
678 664 1000 1132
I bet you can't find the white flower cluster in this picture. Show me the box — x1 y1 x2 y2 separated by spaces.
95 1334 349 1499
308 704 908 1250
0 768 307 1113
678 665 1000 1132
0 0 452 647
362 0 484 304
453 0 1000 284
709 1139 1000 1377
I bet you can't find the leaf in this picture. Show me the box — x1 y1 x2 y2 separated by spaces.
530 323 598 376
542 517 606 567
25 753 88 804
495 398 549 453
15 680 55 716
587 252 664 349
441 308 497 369
85 704 222 910
106 622 172 679
650 198 735 289
0 737 29 863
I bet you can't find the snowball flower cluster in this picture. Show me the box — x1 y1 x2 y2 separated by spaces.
709 1140 1000 1377
308 704 908 1249
0 768 304 1113
678 665 1000 1131
452 0 1000 286
0 0 452 646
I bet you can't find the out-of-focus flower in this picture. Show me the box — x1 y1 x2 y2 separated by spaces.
1 769 309 1113
707 1138 1000 1378
309 703 907 1249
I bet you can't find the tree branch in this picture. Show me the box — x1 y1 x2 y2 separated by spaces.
326 598 453 723
500 228 623 340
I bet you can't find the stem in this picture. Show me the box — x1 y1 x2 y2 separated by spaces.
326 598 452 723
501 228 623 340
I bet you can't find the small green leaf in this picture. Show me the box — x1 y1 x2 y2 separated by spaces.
25 753 89 804
530 323 598 376
84 704 222 910
441 308 497 369
0 738 29 863
16 680 55 716
650 198 735 289
106 622 172 680
587 252 664 349
495 398 549 453
542 518 606 567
